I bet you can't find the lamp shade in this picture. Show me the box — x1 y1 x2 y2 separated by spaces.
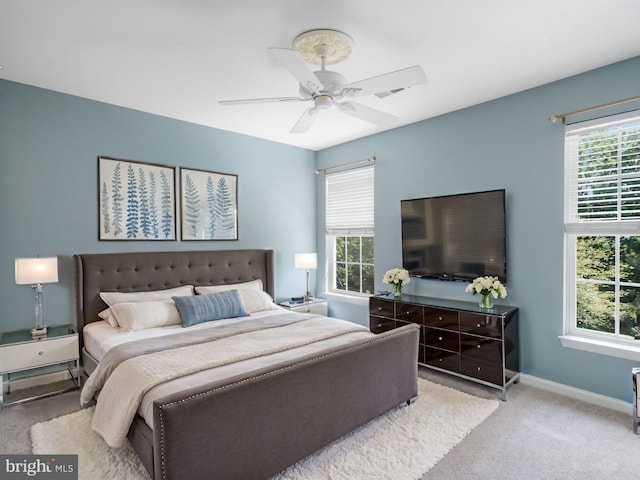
15 257 59 285
294 253 317 270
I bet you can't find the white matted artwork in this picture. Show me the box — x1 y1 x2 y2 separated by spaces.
98 156 176 240
180 167 238 240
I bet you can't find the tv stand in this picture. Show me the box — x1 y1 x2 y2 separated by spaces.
369 293 519 400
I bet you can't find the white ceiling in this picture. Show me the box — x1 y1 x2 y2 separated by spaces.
2 1 639 151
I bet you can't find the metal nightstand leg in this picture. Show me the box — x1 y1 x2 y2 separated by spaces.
0 361 81 409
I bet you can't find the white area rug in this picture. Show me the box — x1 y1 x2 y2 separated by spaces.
31 379 498 480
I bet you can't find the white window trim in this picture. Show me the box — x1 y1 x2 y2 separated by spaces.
562 110 640 358
558 334 640 362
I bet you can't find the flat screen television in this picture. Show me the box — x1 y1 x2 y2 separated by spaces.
401 189 507 283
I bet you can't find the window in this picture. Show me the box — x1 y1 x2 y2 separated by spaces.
564 111 640 345
326 166 374 296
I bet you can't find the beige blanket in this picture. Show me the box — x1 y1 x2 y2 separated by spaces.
85 316 366 448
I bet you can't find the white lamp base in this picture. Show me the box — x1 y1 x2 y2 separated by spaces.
31 327 47 339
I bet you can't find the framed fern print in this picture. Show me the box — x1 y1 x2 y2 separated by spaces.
180 167 238 241
98 156 176 240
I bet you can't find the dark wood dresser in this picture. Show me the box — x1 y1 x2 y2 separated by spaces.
369 294 519 399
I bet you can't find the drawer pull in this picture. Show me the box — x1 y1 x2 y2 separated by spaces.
38 351 44 356
439 358 443 362
477 366 482 371
438 336 443 341
477 344 481 349
477 323 481 328
406 311 410 315
377 323 382 328
438 316 443 321
378 307 382 311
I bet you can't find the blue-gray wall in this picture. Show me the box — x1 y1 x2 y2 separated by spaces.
318 55 640 402
2 55 639 402
0 80 317 335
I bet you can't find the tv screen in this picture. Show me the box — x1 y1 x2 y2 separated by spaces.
401 189 506 283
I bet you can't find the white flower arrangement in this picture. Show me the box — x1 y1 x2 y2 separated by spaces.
383 268 411 286
465 275 507 299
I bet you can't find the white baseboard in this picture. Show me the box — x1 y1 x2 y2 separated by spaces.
3 369 78 394
520 373 631 415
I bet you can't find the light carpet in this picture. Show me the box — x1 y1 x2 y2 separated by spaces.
31 379 498 480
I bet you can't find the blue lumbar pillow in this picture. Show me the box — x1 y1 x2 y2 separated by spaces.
173 289 248 327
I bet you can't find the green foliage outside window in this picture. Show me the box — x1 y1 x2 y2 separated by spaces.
334 236 374 294
576 236 640 338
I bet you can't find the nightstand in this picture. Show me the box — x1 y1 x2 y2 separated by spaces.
0 324 80 408
279 298 328 315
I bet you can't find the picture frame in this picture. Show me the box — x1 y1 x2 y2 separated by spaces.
98 156 176 240
180 167 238 241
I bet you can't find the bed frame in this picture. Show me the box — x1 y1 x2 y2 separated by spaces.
74 249 419 480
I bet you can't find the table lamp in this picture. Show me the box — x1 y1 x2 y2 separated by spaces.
295 253 317 303
15 257 58 338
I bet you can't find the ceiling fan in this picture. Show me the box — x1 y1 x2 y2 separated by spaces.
219 29 427 134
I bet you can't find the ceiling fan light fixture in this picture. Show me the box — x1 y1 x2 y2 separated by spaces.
314 95 333 110
293 29 354 65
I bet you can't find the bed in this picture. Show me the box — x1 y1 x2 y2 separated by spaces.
74 249 419 480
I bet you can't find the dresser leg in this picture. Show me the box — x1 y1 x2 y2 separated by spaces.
633 368 639 434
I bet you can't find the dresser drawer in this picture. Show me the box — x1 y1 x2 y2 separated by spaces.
396 320 425 344
395 302 423 324
369 298 394 318
459 312 502 339
369 316 396 334
424 347 460 373
0 335 78 373
460 357 504 386
424 327 459 352
424 308 458 330
460 335 503 365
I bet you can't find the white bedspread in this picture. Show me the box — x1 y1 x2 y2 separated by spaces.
83 315 368 448
83 309 279 361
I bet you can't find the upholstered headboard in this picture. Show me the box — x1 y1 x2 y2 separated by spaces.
73 249 275 343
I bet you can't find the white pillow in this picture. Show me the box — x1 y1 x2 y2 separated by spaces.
100 285 194 306
97 308 118 328
109 300 181 331
237 289 279 313
195 280 278 313
194 279 262 295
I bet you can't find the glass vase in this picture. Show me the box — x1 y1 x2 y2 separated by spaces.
479 293 494 309
393 283 403 297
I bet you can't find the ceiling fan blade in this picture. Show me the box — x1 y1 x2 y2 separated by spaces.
219 97 307 106
337 101 399 126
269 48 323 95
340 65 427 98
290 107 318 134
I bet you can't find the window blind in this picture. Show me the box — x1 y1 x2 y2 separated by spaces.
326 165 374 235
565 110 640 229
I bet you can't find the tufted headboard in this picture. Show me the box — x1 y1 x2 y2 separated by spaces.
73 249 275 345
